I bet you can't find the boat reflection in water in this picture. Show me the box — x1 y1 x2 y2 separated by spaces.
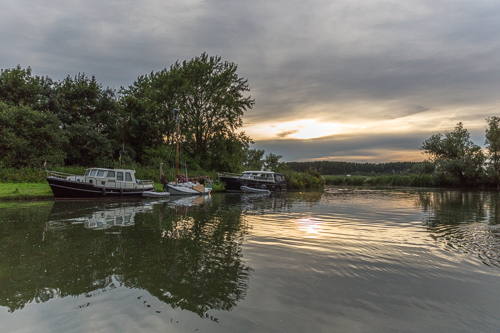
2 195 251 320
46 200 156 231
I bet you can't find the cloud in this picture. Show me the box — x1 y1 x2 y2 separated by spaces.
1 0 499 161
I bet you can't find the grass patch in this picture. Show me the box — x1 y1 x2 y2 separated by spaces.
0 183 53 200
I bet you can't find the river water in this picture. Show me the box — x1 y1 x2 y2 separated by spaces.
1 188 499 332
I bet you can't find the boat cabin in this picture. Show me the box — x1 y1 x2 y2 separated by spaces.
241 171 285 182
61 168 152 189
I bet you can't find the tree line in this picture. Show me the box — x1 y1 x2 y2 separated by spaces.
289 119 500 188
286 161 425 176
0 53 278 172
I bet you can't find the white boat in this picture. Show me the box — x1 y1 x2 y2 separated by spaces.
167 182 212 195
240 185 271 194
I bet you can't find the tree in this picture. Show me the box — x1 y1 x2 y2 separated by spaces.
54 74 121 166
174 53 255 169
421 122 485 186
121 53 255 170
485 116 500 187
264 153 283 171
0 65 55 111
0 102 66 167
244 148 265 170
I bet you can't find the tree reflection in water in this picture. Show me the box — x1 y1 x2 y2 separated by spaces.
0 195 252 318
417 190 500 267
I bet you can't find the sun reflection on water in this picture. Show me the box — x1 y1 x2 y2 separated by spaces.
295 217 323 238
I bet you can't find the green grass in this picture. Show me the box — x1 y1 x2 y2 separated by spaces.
0 183 53 200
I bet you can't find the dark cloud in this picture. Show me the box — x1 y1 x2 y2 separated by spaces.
1 0 499 161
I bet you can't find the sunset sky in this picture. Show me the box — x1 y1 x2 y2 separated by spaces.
1 0 499 162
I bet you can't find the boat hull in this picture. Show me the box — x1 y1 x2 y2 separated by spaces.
167 184 212 195
240 185 271 194
47 177 154 199
219 176 286 192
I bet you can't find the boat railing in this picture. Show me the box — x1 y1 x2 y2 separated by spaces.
218 172 241 178
218 172 274 182
46 170 76 179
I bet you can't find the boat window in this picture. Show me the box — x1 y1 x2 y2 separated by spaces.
125 173 132 182
90 170 97 176
97 170 105 177
117 172 124 181
242 174 251 179
85 170 90 176
107 171 115 178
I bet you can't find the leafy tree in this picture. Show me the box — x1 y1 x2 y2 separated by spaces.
264 153 283 171
421 122 485 186
0 102 66 167
120 68 181 161
485 116 500 187
244 148 265 170
121 53 255 170
54 74 121 166
174 53 254 169
0 65 55 111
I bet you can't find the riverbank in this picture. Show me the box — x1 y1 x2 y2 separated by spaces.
0 183 226 200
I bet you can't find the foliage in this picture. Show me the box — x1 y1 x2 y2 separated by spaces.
0 65 55 110
421 122 485 186
285 170 325 189
262 153 283 172
485 116 500 187
121 53 254 170
243 148 265 171
54 74 121 166
0 102 67 168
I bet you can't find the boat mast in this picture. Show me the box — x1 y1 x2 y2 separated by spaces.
174 108 179 184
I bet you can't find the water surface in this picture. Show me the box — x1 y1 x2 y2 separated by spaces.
1 189 499 332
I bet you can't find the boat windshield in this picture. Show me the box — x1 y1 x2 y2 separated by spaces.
89 170 97 176
97 170 105 177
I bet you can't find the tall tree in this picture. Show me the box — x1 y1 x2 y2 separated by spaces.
485 116 500 187
174 53 255 169
421 122 485 186
244 148 265 171
54 74 121 166
0 65 55 111
0 102 66 167
121 53 255 170
264 153 283 172
120 68 181 162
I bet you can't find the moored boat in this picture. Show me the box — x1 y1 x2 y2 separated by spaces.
167 182 212 195
218 171 287 192
46 168 155 199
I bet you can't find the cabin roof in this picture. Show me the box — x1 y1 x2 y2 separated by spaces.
85 167 136 173
242 171 276 174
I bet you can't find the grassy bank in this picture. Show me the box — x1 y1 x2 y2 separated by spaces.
0 183 53 200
